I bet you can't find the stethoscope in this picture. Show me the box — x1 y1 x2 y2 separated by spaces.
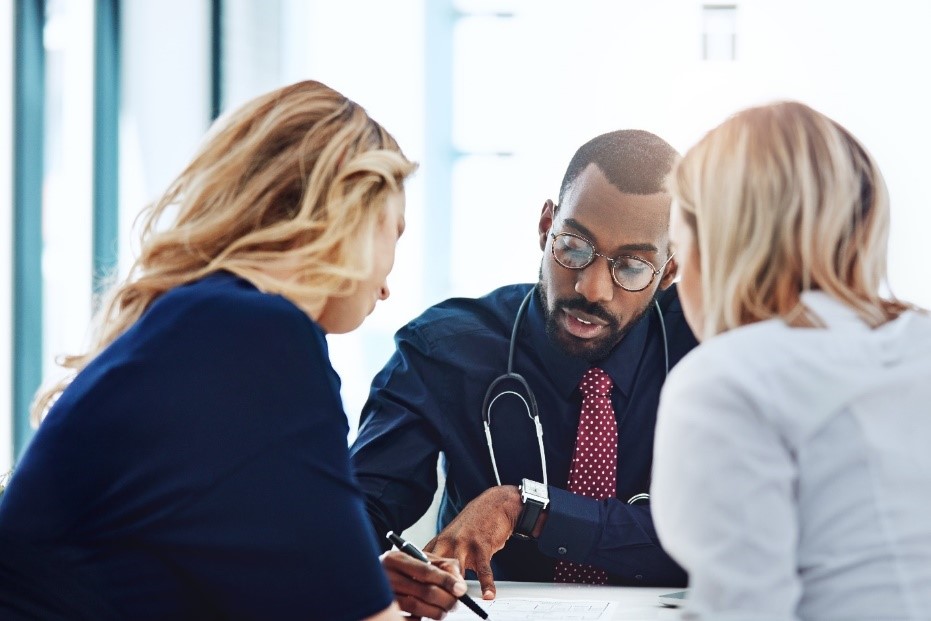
481 288 669 503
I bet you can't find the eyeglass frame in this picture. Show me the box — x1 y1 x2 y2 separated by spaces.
549 231 676 292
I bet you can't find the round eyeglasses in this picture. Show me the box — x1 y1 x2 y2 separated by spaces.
550 232 675 292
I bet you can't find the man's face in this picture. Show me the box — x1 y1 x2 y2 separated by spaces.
537 163 677 362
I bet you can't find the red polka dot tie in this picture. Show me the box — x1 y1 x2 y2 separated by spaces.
554 367 617 584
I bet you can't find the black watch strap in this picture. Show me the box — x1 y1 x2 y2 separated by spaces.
513 497 545 539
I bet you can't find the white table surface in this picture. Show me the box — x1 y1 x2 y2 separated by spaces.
451 581 681 620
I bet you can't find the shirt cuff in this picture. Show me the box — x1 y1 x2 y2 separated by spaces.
536 486 599 564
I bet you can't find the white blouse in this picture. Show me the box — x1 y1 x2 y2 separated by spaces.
652 292 931 621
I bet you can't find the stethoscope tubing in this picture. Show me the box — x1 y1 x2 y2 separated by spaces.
481 288 669 500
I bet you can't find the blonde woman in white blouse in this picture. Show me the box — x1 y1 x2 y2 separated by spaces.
652 101 931 620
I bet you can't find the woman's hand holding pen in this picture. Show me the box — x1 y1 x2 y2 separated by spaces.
381 549 467 620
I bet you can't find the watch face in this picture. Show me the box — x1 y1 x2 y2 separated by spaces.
522 479 547 498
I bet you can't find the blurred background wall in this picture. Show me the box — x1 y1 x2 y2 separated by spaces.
3 0 930 541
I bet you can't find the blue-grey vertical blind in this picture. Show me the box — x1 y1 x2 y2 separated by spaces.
94 0 120 300
13 0 45 459
12 0 122 460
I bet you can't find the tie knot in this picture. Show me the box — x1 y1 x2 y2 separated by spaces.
579 367 612 397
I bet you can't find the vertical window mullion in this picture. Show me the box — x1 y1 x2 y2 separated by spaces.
424 0 455 304
210 0 223 120
12 0 45 458
93 0 120 299
1 2 15 469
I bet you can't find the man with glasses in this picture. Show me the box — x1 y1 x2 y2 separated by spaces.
351 130 698 599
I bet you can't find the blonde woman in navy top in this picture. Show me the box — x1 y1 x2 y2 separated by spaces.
0 81 466 620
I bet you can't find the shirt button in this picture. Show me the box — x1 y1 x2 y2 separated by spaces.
557 546 567 555
635 574 643 581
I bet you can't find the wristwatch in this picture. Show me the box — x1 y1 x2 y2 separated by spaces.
513 478 549 539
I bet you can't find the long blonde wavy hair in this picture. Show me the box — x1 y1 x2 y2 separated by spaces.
32 80 416 424
669 101 910 340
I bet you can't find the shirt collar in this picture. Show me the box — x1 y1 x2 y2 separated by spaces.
525 287 651 399
800 290 868 329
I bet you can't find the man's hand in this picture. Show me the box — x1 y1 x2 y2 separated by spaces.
380 549 467 620
422 485 523 601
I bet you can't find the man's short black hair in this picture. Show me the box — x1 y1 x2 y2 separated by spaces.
558 129 679 204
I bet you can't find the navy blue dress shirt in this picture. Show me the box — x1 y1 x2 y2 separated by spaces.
350 283 698 587
0 273 393 620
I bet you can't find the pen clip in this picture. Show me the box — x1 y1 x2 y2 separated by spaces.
386 531 429 561
386 530 404 549
386 532 489 620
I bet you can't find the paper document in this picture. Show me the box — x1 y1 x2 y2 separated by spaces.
448 597 615 620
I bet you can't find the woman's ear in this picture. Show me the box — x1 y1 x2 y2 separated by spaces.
539 200 556 250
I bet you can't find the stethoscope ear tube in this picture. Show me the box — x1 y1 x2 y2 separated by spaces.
481 290 542 487
483 421 502 486
655 298 670 376
482 371 547 487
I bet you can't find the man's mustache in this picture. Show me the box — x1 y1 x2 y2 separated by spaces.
557 297 616 326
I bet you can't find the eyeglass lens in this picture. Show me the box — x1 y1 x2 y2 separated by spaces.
552 233 655 291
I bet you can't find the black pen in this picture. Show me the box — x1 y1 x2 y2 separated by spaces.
386 531 489 620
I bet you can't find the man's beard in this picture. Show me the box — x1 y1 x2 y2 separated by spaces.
536 280 657 363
